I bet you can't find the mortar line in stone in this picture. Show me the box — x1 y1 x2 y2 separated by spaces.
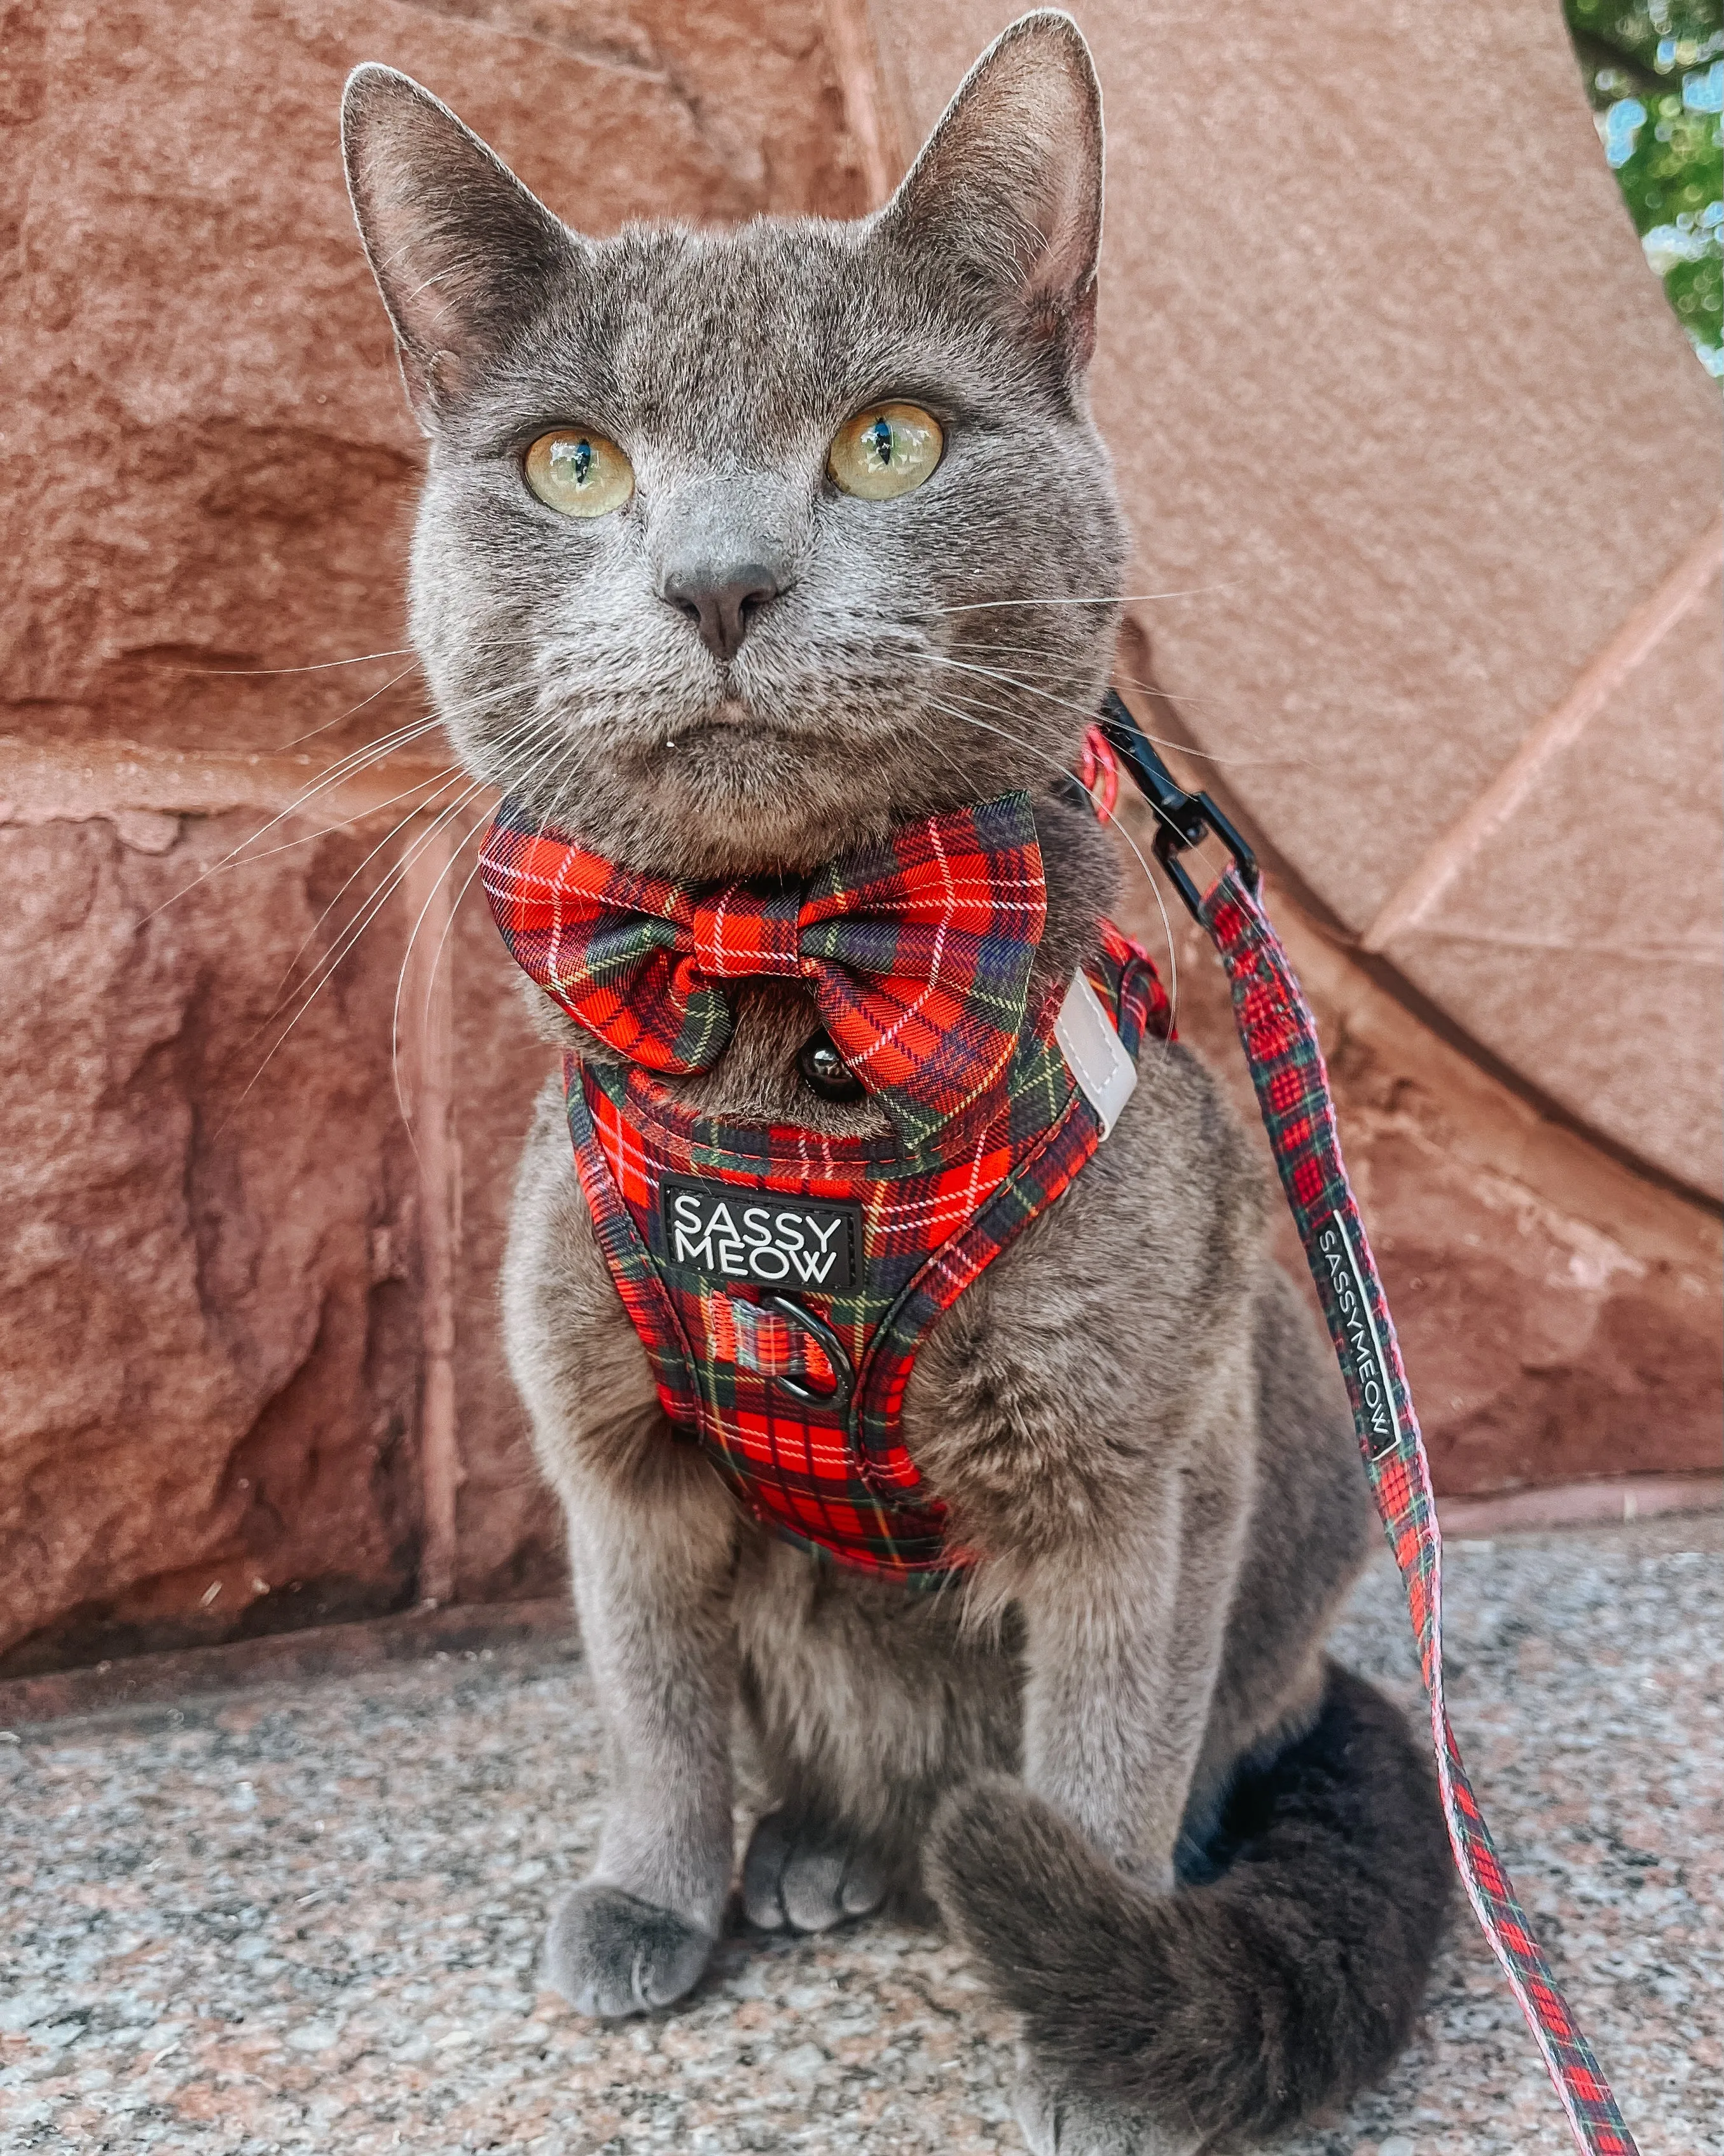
0 738 462 824
399 814 465 1608
1360 511 1724 955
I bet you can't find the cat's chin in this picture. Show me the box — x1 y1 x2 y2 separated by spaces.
602 721 911 874
630 763 892 878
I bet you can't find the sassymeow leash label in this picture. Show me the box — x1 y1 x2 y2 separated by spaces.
1315 1211 1399 1459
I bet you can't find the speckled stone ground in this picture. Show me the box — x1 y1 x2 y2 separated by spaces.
2 1515 1719 2156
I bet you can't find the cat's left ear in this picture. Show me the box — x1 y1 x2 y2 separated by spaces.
879 10 1103 372
341 66 580 430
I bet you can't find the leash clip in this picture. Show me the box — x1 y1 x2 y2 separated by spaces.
1098 689 1260 920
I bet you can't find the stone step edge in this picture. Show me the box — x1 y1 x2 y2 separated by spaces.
3 1471 1718 1732
0 1597 574 1734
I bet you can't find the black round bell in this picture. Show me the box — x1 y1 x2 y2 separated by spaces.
798 1028 865 1102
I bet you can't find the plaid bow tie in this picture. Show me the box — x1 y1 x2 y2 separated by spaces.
479 792 1048 1150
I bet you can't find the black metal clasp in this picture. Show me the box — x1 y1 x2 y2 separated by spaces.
1098 689 1260 920
762 1294 855 1411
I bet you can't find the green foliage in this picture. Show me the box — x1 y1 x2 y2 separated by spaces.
1564 0 1724 375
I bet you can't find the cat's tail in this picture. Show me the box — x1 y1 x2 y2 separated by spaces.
927 1661 1452 2145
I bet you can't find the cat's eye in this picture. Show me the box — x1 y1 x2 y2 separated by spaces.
523 429 635 518
827 403 943 501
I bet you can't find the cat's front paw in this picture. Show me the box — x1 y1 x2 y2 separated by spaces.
1014 2046 1198 2156
544 1881 715 2017
741 1809 888 1933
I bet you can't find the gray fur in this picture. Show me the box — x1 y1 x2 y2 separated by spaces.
343 14 1449 2150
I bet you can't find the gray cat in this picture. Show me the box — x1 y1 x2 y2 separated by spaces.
341 13 1451 2151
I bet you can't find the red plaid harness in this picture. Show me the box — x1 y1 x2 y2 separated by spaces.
481 785 1167 1580
563 922 1166 1581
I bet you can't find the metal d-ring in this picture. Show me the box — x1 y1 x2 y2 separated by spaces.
762 1294 854 1411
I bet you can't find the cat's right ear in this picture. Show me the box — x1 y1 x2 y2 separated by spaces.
879 10 1103 374
341 66 578 431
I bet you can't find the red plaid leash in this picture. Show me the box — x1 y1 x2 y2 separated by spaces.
1097 701 1638 2156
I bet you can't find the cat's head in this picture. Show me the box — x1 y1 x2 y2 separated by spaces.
343 10 1127 880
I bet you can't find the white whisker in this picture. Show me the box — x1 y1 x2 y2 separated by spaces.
142 714 453 923
824 604 1308 772
389 698 593 1125
162 647 417 677
923 652 1124 733
274 662 423 750
226 672 569 1121
389 811 491 1141
221 776 497 1135
183 762 464 901
156 658 558 927
940 642 1315 770
273 764 478 1002
407 841 496 1093
907 587 1227 616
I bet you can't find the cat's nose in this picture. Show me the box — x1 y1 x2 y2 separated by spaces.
660 563 786 662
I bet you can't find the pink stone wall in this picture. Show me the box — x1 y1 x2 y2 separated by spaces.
1 0 1716 1678
869 0 1724 1205
869 0 1723 1489
0 0 877 1676
0 810 426 1670
1110 769 1723 1502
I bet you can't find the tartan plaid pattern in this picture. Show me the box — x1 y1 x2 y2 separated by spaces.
480 792 1048 1151
1199 866 1638 2156
559 929 1168 1583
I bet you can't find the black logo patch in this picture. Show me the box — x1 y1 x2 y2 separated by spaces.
1314 1212 1399 1459
660 1175 863 1291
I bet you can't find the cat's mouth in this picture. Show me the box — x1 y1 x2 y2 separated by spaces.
658 693 799 746
700 696 754 728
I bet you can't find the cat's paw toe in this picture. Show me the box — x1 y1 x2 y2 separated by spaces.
1014 2046 1196 2156
741 1810 888 1933
543 1881 714 2017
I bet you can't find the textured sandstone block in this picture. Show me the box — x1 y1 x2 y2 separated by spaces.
0 812 429 1674
1124 845 1723 1498
0 0 864 1669
0 0 869 762
1387 570 1724 1198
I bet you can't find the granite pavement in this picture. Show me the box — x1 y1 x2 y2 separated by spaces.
2 1515 1719 2155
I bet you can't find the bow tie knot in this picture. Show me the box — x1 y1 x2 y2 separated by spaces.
691 886 805 982
479 792 1049 1151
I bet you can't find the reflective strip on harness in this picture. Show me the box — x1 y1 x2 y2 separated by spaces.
1053 967 1139 1137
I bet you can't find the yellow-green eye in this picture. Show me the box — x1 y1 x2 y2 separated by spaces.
827 403 943 500
524 428 634 517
